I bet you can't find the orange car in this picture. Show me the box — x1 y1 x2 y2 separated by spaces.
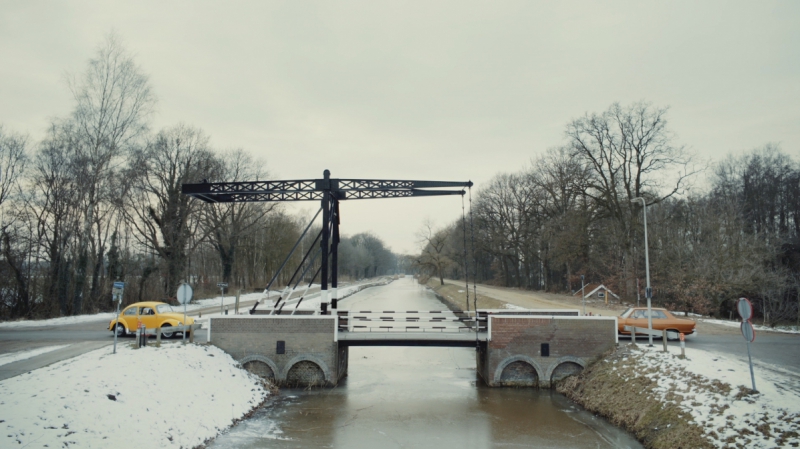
618 307 696 340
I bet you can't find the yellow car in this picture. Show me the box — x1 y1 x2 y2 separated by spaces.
108 301 195 339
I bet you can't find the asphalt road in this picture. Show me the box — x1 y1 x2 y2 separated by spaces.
0 300 235 381
0 284 329 380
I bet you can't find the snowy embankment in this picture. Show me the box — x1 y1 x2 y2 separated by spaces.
700 318 800 335
0 343 270 449
559 344 800 449
0 345 71 367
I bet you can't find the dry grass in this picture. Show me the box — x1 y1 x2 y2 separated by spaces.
556 346 714 449
426 281 507 311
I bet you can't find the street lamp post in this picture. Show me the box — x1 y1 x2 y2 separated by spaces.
581 275 585 316
632 197 654 347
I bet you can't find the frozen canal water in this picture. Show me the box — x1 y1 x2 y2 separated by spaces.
208 277 642 449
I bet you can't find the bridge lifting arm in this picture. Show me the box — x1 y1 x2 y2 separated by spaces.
181 177 473 203
183 170 473 313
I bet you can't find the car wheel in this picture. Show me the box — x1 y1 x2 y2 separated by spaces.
666 330 680 341
115 323 127 337
161 325 174 339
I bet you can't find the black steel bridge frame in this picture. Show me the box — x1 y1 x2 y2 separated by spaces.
182 169 472 311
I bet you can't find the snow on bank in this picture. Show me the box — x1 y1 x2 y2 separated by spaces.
631 344 800 448
0 345 71 367
700 318 800 335
0 343 269 449
0 313 117 329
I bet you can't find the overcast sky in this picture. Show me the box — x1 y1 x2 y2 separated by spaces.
1 1 798 254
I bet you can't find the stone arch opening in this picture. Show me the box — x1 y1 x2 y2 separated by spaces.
550 361 583 383
499 360 539 387
242 360 275 380
286 360 326 387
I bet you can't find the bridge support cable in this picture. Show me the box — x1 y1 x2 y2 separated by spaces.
291 265 323 315
461 193 470 313
467 185 480 351
275 248 322 315
251 207 321 313
270 231 322 313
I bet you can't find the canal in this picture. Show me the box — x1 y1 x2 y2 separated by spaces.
208 277 642 449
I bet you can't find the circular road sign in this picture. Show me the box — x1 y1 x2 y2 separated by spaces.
741 320 756 343
176 283 193 305
737 297 753 321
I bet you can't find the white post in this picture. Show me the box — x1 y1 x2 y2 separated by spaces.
207 318 211 343
321 290 329 311
112 299 120 354
182 301 187 344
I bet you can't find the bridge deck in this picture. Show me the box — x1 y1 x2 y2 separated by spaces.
338 330 487 347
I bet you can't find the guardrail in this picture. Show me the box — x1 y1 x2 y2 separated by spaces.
623 325 671 353
335 310 486 333
135 323 202 348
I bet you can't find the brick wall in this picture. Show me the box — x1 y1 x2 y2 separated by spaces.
210 316 344 387
482 316 616 388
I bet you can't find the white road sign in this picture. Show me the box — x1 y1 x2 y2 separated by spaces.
177 283 193 305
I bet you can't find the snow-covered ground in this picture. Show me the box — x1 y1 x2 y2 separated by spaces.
0 342 269 449
700 318 800 335
627 344 800 448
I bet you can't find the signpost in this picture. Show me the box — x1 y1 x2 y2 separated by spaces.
580 275 585 316
217 282 228 315
177 283 193 344
111 281 125 354
737 297 758 392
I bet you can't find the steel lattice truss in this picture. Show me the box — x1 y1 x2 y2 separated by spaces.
182 177 473 203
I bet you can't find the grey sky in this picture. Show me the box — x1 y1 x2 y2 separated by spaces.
2 1 798 254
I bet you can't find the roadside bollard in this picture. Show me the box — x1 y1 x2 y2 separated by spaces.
225 306 228 315
662 329 668 352
135 327 141 349
156 329 161 347
679 333 686 359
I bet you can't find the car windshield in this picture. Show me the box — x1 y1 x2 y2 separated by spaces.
620 308 632 318
156 304 173 314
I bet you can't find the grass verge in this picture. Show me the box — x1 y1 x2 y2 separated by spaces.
426 280 507 311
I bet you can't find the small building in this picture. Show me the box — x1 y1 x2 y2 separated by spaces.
573 284 619 304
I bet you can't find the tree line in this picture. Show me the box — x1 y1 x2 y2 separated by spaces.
0 34 398 321
417 102 799 326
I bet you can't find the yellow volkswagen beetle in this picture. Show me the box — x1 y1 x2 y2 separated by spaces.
108 301 195 339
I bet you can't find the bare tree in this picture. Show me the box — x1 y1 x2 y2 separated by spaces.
0 126 27 214
66 31 156 313
566 101 698 298
416 220 452 286
202 149 274 286
124 124 218 298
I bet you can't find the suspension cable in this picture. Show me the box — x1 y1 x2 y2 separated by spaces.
252 207 322 313
271 231 322 312
468 184 479 350
461 193 470 313
291 264 323 315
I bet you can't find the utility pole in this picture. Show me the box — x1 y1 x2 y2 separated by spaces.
631 197 654 347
